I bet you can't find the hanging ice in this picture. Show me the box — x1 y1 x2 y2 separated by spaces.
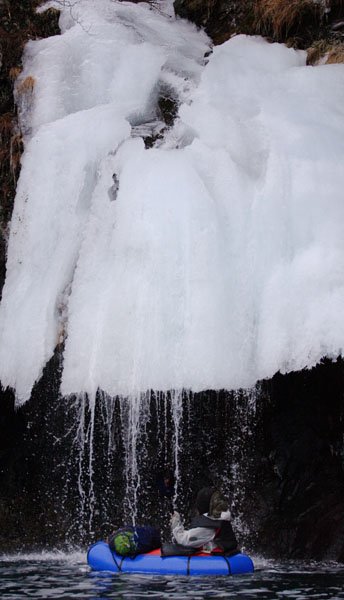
0 0 343 404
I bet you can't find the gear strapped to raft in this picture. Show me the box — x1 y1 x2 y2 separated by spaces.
108 526 161 558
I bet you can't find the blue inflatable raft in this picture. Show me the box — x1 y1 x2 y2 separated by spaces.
87 541 254 576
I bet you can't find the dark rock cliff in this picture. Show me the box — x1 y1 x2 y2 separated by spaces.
257 359 344 560
1 359 344 560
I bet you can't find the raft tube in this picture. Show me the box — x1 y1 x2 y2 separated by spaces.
87 541 254 576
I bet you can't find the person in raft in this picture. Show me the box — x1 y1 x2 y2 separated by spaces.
170 487 239 555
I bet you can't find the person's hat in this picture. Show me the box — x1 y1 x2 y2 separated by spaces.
196 486 215 514
209 490 229 518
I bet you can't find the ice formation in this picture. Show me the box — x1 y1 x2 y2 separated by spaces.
0 0 343 404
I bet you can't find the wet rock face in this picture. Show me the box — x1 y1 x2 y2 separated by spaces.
0 1 60 299
0 358 344 560
256 359 344 560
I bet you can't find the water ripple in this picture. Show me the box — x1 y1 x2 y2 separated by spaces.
1 553 344 599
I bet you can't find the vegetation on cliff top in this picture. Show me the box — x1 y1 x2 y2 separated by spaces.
173 0 344 54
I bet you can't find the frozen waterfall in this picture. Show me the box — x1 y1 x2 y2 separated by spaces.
0 0 344 404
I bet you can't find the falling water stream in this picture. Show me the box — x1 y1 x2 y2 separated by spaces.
50 386 261 543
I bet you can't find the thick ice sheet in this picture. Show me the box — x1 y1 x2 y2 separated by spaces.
0 1 343 402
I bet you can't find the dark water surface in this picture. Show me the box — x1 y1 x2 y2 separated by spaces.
1 551 344 599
